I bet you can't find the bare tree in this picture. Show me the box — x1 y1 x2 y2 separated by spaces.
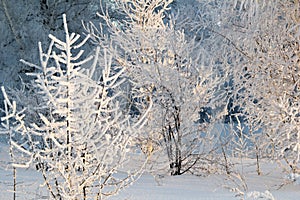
86 0 228 176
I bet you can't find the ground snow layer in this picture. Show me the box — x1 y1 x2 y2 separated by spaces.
1 145 300 199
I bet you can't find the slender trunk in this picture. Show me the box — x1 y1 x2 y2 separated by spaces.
13 167 16 200
42 169 59 199
255 145 261 175
65 27 73 192
9 128 16 199
171 108 182 176
222 146 230 175
164 125 174 173
173 157 182 176
83 143 87 199
83 186 87 200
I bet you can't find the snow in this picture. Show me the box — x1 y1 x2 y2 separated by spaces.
110 174 233 200
1 144 300 200
245 191 275 200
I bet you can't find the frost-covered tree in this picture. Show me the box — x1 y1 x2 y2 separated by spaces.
1 14 148 199
86 0 228 176
207 0 300 173
242 0 299 173
0 0 101 116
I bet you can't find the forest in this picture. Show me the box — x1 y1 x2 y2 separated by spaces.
0 0 300 199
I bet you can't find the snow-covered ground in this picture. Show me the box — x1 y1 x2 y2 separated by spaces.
1 144 300 200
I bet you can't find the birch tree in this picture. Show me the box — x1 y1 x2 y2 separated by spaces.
86 0 228 176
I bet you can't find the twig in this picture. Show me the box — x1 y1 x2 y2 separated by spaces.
1 0 25 51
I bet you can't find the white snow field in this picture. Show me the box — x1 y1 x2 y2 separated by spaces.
1 144 300 200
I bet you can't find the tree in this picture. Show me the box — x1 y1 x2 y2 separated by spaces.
0 0 101 114
86 0 228 176
1 14 149 199
210 0 300 173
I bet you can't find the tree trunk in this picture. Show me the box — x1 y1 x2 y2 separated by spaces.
13 167 16 200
